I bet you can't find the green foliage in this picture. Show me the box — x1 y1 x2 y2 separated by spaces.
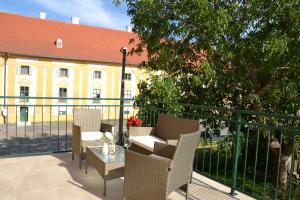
135 74 184 125
136 74 181 102
117 0 300 114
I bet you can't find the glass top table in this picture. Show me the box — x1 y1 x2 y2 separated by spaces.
85 145 125 197
87 145 125 163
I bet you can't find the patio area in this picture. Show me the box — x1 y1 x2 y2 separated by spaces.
0 152 254 200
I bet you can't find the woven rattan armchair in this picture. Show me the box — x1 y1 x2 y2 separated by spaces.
129 114 199 154
72 109 114 168
124 131 200 200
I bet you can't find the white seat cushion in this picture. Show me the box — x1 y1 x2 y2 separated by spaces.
130 135 166 152
81 131 103 141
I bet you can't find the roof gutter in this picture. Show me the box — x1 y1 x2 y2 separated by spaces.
0 51 140 67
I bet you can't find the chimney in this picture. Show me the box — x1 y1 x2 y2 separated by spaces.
126 26 132 32
40 12 46 19
71 17 80 24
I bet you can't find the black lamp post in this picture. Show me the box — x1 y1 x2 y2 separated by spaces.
118 47 127 145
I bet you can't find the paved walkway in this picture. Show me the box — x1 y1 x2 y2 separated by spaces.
0 153 255 200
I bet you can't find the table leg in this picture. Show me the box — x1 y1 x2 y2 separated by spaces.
79 149 83 169
103 177 106 197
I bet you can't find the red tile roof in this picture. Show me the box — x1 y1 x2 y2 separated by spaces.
0 12 146 65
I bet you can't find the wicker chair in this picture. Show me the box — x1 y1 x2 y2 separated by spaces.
129 114 199 154
124 131 200 200
72 109 114 168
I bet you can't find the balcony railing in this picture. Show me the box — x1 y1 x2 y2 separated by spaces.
0 96 299 199
0 96 134 154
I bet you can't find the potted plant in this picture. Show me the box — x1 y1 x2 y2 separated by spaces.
126 116 145 138
126 116 143 129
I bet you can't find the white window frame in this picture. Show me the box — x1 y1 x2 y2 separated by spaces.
124 73 132 81
20 66 30 75
16 65 32 75
93 71 102 79
20 86 29 102
56 38 63 48
93 89 101 103
59 107 67 115
59 88 67 102
59 68 68 77
124 90 132 104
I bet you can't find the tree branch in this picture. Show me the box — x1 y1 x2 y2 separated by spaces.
255 65 292 96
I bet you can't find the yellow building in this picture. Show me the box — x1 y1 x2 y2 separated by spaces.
0 12 147 125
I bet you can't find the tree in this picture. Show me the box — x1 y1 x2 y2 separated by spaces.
114 0 300 195
113 1 300 127
115 0 300 114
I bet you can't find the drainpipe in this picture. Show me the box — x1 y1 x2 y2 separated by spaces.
3 53 8 105
2 53 8 123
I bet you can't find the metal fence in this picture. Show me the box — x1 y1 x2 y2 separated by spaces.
0 96 299 199
0 96 136 155
137 100 300 200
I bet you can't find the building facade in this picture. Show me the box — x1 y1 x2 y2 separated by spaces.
0 12 147 124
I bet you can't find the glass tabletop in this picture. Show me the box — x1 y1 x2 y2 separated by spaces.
88 145 124 163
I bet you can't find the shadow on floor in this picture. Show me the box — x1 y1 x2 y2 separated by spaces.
51 152 121 200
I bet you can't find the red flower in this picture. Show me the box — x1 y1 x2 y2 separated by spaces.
127 116 143 127
135 119 143 126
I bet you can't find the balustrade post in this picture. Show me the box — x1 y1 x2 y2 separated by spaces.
231 111 241 195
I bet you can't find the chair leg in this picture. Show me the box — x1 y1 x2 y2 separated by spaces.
185 183 189 200
179 183 189 200
79 150 83 169
85 161 88 174
72 151 74 160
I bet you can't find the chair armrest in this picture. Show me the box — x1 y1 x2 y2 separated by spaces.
166 139 178 146
124 150 172 199
100 123 114 133
128 126 154 136
72 124 81 155
153 142 177 159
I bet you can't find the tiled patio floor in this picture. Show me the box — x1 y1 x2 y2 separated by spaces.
0 153 254 200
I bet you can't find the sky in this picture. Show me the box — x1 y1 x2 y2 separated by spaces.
0 0 130 30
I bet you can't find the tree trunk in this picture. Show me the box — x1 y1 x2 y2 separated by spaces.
279 154 291 190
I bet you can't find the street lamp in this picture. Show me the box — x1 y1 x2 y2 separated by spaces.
118 47 127 145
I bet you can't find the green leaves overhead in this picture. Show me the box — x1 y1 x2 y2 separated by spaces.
117 0 300 114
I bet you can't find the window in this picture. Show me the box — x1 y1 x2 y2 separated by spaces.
59 107 67 115
93 89 101 103
124 73 131 81
56 38 63 48
93 71 102 79
124 90 131 104
59 88 67 102
20 66 30 75
20 86 29 102
59 111 67 115
59 68 68 77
